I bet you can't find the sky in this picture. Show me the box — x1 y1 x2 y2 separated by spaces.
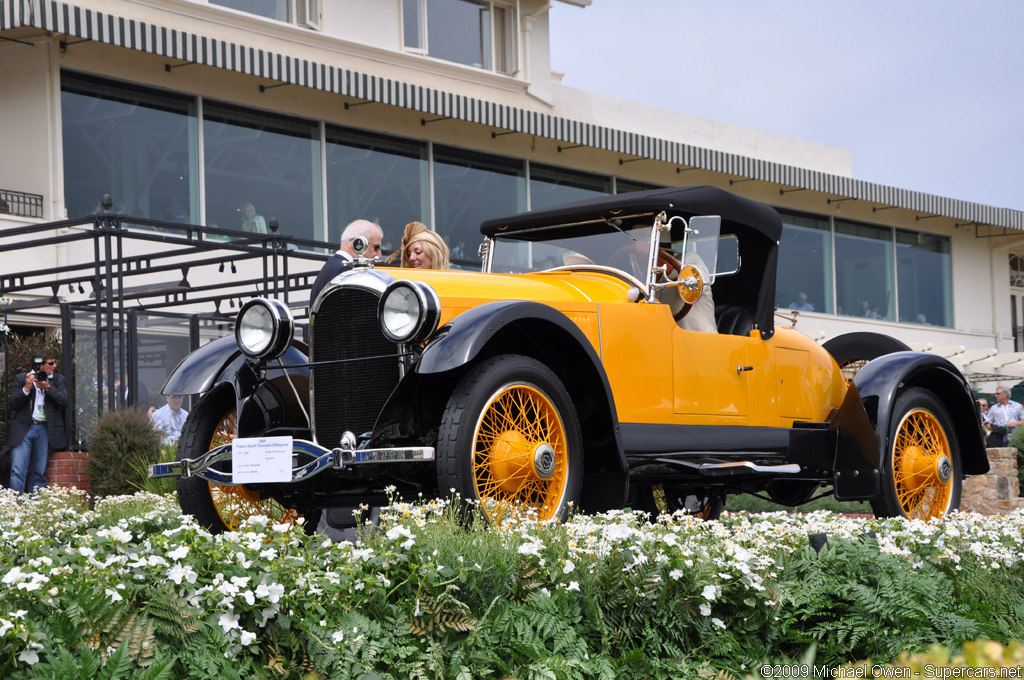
549 1 1024 212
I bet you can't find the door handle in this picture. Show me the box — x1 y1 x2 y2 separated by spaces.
737 364 753 375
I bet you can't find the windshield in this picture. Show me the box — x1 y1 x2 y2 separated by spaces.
490 221 657 280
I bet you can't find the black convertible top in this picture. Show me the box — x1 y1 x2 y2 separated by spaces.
480 185 783 340
480 185 783 243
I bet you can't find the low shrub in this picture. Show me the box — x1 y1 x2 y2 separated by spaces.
86 408 163 498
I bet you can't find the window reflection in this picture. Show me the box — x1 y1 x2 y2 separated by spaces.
325 126 428 250
203 103 320 241
61 73 195 224
529 163 611 211
897 230 951 327
404 0 514 73
209 0 289 22
616 178 662 194
776 210 832 314
835 219 894 321
433 145 525 269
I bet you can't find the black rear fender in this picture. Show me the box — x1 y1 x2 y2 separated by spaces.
853 351 988 475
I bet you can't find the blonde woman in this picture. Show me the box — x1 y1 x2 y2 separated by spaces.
387 221 450 270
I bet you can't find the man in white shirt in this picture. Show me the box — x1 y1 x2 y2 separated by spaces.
151 394 189 446
984 386 1024 447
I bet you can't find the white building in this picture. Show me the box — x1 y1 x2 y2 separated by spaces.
2 0 1024 412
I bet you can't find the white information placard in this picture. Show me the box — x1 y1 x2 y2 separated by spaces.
232 436 293 483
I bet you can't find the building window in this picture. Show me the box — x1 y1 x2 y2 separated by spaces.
529 163 611 211
1010 254 1024 288
896 230 951 327
325 125 428 250
776 209 832 314
208 0 320 28
433 145 525 267
61 72 197 223
403 0 517 74
203 103 321 241
834 219 895 321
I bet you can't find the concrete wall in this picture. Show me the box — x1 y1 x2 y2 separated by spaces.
0 38 58 220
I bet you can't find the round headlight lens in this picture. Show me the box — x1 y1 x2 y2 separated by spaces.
235 299 294 359
380 285 421 341
378 281 440 344
238 304 273 355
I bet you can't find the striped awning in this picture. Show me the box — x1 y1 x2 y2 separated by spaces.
3 0 1022 231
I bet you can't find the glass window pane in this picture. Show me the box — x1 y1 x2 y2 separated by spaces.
61 72 196 223
616 178 662 194
427 0 490 69
896 230 952 327
776 209 832 314
433 144 525 268
209 0 289 22
403 0 423 49
493 5 514 74
529 163 611 211
325 125 428 253
203 103 320 241
835 219 894 321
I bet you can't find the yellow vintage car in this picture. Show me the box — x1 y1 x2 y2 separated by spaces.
151 186 987 531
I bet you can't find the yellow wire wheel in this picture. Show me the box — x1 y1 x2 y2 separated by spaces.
874 388 961 520
438 355 582 524
176 386 313 534
204 409 301 532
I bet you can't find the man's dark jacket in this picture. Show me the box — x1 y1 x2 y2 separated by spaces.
309 252 354 304
7 372 70 452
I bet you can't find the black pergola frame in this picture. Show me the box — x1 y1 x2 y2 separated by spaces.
1 195 338 450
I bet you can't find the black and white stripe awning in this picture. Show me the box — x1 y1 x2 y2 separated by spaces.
2 0 1021 231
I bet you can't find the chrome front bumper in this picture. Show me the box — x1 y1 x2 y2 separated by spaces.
147 438 435 486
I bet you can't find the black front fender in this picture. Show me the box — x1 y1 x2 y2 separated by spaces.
162 337 311 438
162 336 245 397
382 300 628 509
853 351 988 476
418 300 597 375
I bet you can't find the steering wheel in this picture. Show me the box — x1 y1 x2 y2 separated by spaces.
657 248 681 279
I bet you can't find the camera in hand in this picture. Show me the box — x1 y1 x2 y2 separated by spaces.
31 357 50 383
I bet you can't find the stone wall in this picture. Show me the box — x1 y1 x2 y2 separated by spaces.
960 447 1024 515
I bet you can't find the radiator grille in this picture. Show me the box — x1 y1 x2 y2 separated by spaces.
311 286 401 448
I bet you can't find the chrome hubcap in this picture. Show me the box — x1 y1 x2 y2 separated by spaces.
534 444 555 479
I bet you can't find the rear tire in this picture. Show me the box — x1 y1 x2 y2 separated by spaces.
176 387 320 534
437 355 582 523
871 387 962 520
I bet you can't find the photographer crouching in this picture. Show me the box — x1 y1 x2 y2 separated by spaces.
7 353 69 493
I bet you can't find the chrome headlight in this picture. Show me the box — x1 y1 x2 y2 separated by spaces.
378 280 440 344
235 298 294 360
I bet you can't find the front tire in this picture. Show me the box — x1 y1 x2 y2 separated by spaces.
437 355 582 523
176 387 320 533
871 387 962 520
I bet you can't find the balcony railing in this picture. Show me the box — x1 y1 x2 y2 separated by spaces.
0 189 44 219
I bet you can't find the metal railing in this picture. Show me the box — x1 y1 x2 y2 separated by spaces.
0 188 44 219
